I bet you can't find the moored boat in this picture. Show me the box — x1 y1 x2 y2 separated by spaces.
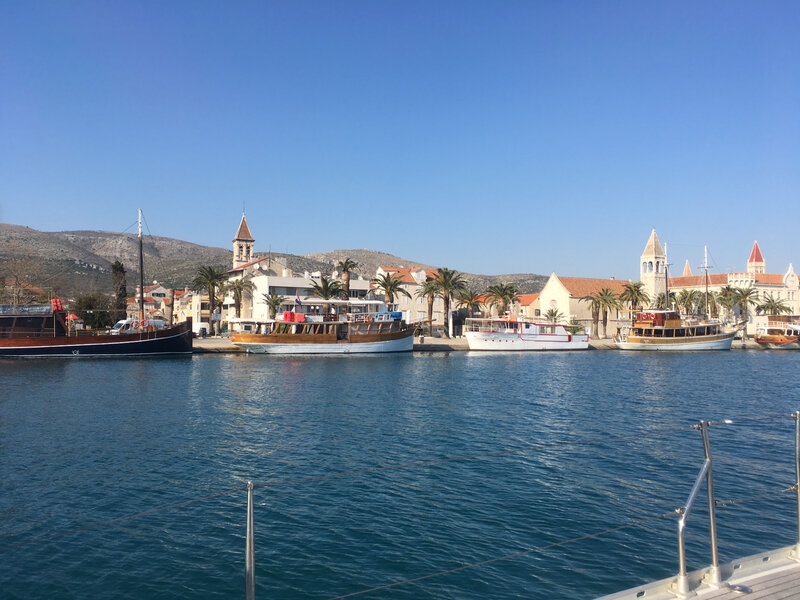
0 301 192 357
614 310 734 351
755 316 800 349
229 303 415 354
464 318 589 351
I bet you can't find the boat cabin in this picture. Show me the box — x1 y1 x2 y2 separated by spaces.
0 303 68 339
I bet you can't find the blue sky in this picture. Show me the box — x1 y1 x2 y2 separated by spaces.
1 1 798 280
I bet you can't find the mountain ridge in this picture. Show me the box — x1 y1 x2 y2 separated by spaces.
0 223 548 298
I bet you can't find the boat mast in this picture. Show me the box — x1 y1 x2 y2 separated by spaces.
138 208 145 322
664 242 669 310
703 245 710 319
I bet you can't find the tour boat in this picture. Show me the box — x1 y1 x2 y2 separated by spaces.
614 310 734 351
229 306 415 354
0 210 193 357
463 318 589 351
755 317 800 349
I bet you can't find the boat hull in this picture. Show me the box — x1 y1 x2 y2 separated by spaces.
230 327 414 354
754 336 800 350
465 331 589 351
615 332 734 351
0 322 193 357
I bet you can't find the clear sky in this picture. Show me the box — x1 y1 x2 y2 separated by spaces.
1 1 798 280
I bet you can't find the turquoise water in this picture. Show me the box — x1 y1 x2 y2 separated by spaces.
1 351 799 599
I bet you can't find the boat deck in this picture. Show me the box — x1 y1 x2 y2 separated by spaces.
597 545 800 600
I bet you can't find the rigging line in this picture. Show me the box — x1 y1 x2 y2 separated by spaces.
326 510 678 600
0 484 248 552
253 425 698 490
715 486 796 508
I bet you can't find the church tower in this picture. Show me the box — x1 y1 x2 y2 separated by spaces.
233 214 255 269
747 241 765 274
640 228 667 306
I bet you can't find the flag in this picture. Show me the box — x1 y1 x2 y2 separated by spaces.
295 293 302 307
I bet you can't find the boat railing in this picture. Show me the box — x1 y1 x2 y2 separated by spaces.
669 415 800 598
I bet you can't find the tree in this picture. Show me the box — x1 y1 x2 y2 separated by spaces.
110 260 127 321
580 294 602 340
716 285 737 322
261 293 285 319
756 293 791 316
544 308 563 324
336 258 360 301
676 289 695 315
597 288 622 338
456 289 483 318
417 280 440 336
620 282 650 317
655 291 676 310
371 273 411 305
734 286 759 338
224 278 255 319
73 293 114 329
434 268 467 337
485 283 520 316
192 266 227 335
310 277 342 313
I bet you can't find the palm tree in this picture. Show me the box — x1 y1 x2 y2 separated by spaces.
417 280 440 336
223 278 255 319
756 293 791 316
543 308 563 324
336 258 360 301
676 289 695 315
485 283 520 316
734 286 758 337
597 288 622 339
655 291 676 310
580 293 602 340
371 273 411 305
310 277 343 313
434 268 467 337
192 265 227 335
261 293 285 319
620 282 650 314
456 289 483 318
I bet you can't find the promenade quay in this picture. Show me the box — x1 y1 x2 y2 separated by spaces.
193 336 763 353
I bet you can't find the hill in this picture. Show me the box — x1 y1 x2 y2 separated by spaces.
0 224 549 299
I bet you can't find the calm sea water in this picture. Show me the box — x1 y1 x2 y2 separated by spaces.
2 351 799 599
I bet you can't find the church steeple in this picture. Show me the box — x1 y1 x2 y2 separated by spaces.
233 214 255 269
640 228 666 306
747 240 765 274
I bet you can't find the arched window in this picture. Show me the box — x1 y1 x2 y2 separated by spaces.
655 261 660 273
642 261 647 273
649 261 654 273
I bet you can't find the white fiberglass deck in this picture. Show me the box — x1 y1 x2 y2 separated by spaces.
597 545 800 599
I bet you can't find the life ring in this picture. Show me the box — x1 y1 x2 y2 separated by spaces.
366 315 374 322
131 321 139 329
141 320 150 329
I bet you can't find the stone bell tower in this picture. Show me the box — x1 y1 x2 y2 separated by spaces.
640 228 667 306
232 214 254 269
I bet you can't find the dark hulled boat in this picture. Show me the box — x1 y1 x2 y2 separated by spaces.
0 301 192 358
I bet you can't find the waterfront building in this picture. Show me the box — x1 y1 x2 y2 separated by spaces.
373 266 444 325
668 240 799 335
517 293 540 320
537 274 628 337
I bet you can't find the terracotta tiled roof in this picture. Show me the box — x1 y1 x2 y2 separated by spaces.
748 241 764 264
557 277 628 297
755 274 784 285
144 284 161 292
234 214 254 241
127 296 156 304
669 274 728 287
3 280 45 295
228 256 271 273
518 293 540 306
377 267 438 283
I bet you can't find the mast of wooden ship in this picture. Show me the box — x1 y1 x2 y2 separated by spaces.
664 242 670 310
138 209 145 323
703 245 710 319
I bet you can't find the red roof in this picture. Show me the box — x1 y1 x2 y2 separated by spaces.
127 296 156 304
748 241 764 264
378 267 438 283
755 274 784 285
518 293 540 306
669 274 728 287
234 214 254 241
556 277 628 297
228 255 271 273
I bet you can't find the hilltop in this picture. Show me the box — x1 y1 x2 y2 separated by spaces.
0 224 548 298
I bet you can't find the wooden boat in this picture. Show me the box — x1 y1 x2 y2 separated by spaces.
229 310 415 354
755 316 800 349
464 318 589 351
0 210 192 357
614 310 734 351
